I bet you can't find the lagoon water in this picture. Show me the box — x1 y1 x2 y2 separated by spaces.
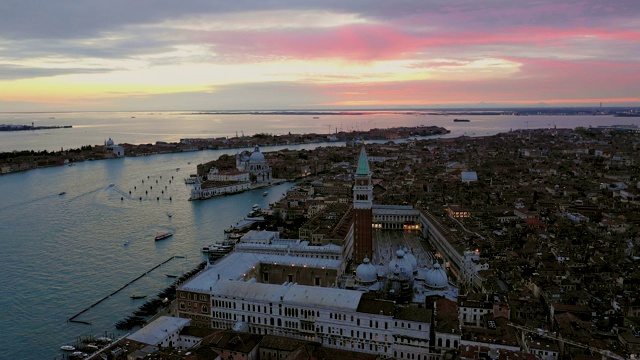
0 111 637 359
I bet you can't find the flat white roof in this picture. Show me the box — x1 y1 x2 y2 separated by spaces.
127 316 190 345
283 284 362 310
179 252 343 293
210 280 362 311
235 240 342 254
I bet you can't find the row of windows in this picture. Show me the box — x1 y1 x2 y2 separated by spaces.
328 314 389 330
374 215 418 222
179 292 208 301
436 338 459 349
325 338 387 354
394 321 422 330
394 350 430 360
178 301 208 314
213 299 234 309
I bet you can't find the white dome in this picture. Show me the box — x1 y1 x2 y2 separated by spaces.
425 262 448 289
356 257 377 284
389 250 412 280
106 138 114 146
403 247 418 273
249 147 265 163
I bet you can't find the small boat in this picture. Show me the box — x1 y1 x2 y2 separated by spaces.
155 232 173 241
453 118 470 122
60 345 76 351
59 191 66 195
96 337 112 343
263 191 268 196
108 183 115 187
165 274 179 278
130 294 147 299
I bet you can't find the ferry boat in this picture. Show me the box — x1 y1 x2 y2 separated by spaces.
453 118 470 122
202 242 234 254
154 232 173 241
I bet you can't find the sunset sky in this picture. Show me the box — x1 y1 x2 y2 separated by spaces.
1 0 639 111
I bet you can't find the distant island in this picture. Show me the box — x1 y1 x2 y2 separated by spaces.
0 125 449 175
0 124 72 131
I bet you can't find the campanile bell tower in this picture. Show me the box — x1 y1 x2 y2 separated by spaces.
353 146 373 264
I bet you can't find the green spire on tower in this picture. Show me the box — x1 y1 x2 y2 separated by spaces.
356 146 370 176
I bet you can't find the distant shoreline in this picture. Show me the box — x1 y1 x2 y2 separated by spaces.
0 124 72 131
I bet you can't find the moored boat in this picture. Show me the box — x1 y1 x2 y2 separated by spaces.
154 232 173 241
130 294 147 299
60 345 76 351
263 191 268 196
202 241 234 253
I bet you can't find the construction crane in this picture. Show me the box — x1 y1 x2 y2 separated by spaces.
507 323 628 360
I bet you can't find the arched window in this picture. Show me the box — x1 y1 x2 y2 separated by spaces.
446 339 450 348
437 338 442 347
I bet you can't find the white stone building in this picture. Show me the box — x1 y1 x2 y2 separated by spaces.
236 146 272 183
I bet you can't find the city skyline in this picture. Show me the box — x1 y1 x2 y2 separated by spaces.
1 0 639 112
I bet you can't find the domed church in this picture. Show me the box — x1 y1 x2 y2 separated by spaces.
236 146 272 183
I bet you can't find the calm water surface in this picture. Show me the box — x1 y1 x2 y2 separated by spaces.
1 111 637 152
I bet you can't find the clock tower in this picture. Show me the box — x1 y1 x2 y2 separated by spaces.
353 146 373 264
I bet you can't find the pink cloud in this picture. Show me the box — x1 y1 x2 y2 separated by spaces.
201 22 640 63
203 24 422 62
306 56 640 106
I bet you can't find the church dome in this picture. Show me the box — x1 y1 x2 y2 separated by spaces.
249 146 265 164
355 257 377 284
388 250 412 280
425 262 448 289
106 138 114 146
403 247 418 273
